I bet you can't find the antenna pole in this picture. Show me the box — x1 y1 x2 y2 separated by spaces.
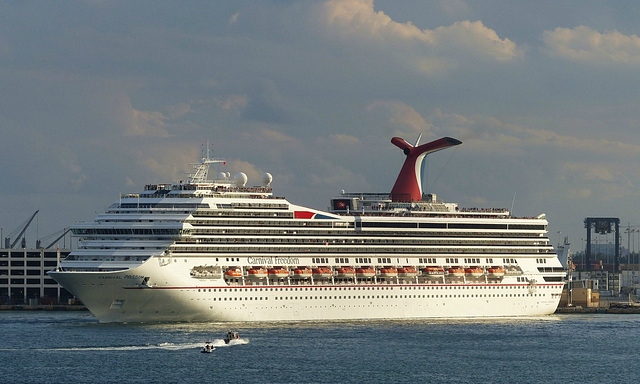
510 192 516 215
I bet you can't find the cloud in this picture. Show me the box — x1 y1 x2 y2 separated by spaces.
215 95 248 110
329 134 360 146
126 109 170 137
429 109 640 157
543 25 640 64
256 127 299 144
366 101 433 137
242 78 290 123
229 12 240 25
317 0 523 73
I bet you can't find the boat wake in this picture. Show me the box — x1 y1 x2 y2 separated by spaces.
2 339 249 352
11 342 203 352
204 338 250 347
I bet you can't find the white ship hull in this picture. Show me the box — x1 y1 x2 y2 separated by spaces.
50 256 562 323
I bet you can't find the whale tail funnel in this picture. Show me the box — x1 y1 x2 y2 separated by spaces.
390 136 461 202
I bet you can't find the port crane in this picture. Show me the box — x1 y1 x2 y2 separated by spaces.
4 210 39 248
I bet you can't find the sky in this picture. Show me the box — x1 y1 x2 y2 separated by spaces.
2 0 640 253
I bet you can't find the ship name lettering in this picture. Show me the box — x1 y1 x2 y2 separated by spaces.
274 257 299 265
124 275 144 280
247 257 273 265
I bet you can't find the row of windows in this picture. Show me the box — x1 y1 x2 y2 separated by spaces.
187 219 545 231
73 228 181 235
192 211 293 219
203 293 548 301
1 270 47 276
189 228 544 239
172 246 550 255
188 237 547 247
538 267 566 273
0 278 58 285
312 258 329 264
358 222 546 230
197 284 556 293
536 258 548 263
3 260 58 267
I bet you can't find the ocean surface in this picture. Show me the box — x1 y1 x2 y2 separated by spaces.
1 311 639 384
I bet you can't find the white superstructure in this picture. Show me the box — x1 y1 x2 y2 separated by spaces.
49 137 564 323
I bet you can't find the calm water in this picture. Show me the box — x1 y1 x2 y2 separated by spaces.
1 311 639 384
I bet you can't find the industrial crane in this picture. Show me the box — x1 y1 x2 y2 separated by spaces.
4 210 39 248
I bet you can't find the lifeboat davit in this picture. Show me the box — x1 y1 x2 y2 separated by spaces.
447 267 465 278
422 266 445 276
487 267 506 278
292 268 312 279
312 267 333 279
378 267 398 278
336 267 355 278
356 267 376 278
465 267 484 278
246 268 267 279
268 267 289 279
398 266 418 279
224 268 242 278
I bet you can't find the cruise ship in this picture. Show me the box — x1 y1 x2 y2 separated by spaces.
49 136 565 323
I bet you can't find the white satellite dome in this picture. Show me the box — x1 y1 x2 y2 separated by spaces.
216 172 228 180
234 172 248 187
262 172 273 187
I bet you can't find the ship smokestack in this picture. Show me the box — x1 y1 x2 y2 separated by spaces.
389 136 461 202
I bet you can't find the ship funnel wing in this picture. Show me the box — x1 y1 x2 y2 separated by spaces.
390 136 461 202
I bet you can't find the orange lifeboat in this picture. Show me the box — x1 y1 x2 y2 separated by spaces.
487 267 506 278
312 267 333 279
224 268 242 278
398 266 418 279
336 266 355 278
292 268 312 279
465 267 484 278
378 267 398 278
356 267 376 278
268 267 289 279
246 268 267 279
421 266 445 276
447 267 465 278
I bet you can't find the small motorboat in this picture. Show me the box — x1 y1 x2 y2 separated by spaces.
201 342 215 353
224 330 240 344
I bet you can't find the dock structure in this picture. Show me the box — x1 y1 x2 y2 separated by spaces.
0 247 74 305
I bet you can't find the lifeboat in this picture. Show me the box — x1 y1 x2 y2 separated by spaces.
421 266 445 276
378 267 398 278
312 267 333 279
487 267 506 278
224 268 242 278
447 267 465 278
356 267 376 278
292 268 312 279
465 267 484 278
336 267 355 278
398 266 418 279
246 268 267 279
268 267 289 279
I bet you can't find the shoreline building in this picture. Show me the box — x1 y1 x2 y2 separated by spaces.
0 247 73 305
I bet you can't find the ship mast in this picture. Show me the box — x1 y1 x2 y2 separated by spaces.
189 141 226 183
